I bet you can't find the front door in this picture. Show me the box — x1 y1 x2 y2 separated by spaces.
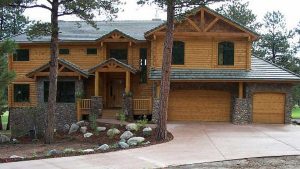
109 79 124 108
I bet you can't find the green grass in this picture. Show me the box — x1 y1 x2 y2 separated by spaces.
1 111 9 130
292 107 300 119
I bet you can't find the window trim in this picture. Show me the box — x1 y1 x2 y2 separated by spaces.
218 41 235 66
13 49 30 62
172 41 185 65
86 48 98 55
13 84 30 103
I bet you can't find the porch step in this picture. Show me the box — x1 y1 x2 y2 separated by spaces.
102 109 121 119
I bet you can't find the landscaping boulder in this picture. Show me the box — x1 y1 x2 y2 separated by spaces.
48 149 62 156
80 126 88 134
84 132 93 138
142 141 151 145
83 149 94 153
10 155 24 159
118 142 129 149
143 127 152 136
126 123 138 131
63 148 76 153
107 128 120 137
68 123 80 134
127 137 145 146
96 127 106 132
76 120 85 127
0 134 10 143
63 124 70 132
120 131 133 140
97 144 110 151
120 138 126 143
11 138 19 144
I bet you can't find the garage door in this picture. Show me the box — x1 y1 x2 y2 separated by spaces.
168 90 231 121
253 93 285 124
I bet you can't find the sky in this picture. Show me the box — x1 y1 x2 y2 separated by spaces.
23 0 300 30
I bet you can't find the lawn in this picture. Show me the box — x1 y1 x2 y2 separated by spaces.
1 111 8 130
292 107 300 119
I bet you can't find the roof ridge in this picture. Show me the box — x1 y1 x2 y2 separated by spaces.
252 56 300 78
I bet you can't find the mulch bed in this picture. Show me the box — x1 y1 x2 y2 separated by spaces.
0 122 173 163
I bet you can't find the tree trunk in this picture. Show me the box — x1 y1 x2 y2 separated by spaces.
44 0 59 144
156 0 175 141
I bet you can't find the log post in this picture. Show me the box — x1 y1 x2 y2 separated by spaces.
125 71 130 93
95 71 99 96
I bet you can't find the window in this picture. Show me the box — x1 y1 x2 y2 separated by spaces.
44 81 75 103
218 41 234 65
110 49 128 62
172 41 184 65
13 49 29 61
140 48 147 83
59 48 70 55
87 48 97 55
14 84 30 102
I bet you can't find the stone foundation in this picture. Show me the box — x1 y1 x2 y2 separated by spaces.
232 98 250 124
91 96 103 118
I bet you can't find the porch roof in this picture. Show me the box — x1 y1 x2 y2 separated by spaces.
26 58 90 78
149 56 300 82
88 58 138 74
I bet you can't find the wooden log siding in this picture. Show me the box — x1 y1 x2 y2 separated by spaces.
154 37 248 70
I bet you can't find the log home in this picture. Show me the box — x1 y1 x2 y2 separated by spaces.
8 6 300 135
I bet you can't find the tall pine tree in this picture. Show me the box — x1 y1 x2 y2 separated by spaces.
137 0 227 141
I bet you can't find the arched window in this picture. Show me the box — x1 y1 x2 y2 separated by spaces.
218 41 234 65
172 41 185 65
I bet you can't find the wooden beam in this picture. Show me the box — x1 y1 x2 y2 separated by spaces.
155 32 250 38
239 82 243 98
200 9 205 31
95 72 99 96
186 18 201 32
35 72 80 76
204 18 219 32
58 66 65 72
125 71 130 93
156 83 161 98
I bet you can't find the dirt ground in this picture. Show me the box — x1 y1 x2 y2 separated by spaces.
165 156 300 169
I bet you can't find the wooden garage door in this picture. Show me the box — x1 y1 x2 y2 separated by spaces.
168 90 231 121
253 93 285 124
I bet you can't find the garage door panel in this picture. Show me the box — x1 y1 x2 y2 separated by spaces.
253 93 285 124
168 90 231 122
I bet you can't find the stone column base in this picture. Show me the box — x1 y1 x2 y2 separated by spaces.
152 98 160 123
232 98 250 124
91 96 103 118
122 94 133 120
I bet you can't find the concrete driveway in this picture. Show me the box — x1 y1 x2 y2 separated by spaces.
2 123 300 169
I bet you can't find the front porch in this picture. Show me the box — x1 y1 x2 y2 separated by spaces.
76 58 152 121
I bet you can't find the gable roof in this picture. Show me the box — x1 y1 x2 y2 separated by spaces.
88 58 138 74
149 56 300 82
26 58 90 78
96 29 139 42
145 5 259 40
12 20 164 43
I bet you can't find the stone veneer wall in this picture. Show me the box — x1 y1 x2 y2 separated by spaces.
232 98 250 124
245 83 293 124
10 77 83 137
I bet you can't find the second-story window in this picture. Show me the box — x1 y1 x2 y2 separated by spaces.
110 49 128 63
172 41 184 65
140 48 147 83
59 48 70 55
13 49 29 61
87 48 97 55
218 41 234 65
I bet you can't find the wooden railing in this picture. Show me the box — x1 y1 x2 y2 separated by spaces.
76 99 92 121
133 98 152 115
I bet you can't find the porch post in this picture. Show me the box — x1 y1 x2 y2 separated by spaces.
125 71 130 93
239 82 243 98
95 71 99 96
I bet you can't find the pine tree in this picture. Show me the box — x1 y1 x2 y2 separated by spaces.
2 0 121 144
137 0 227 141
0 40 16 130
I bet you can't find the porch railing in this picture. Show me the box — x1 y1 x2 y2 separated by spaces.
76 99 92 121
133 98 152 115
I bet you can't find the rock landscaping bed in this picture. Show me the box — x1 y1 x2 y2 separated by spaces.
0 121 173 163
